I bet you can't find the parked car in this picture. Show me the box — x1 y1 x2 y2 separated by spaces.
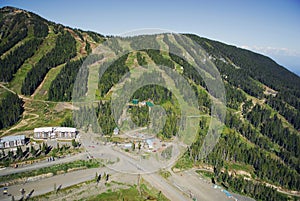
3 187 8 195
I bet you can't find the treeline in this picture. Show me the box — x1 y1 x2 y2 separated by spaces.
267 95 300 130
96 101 117 135
86 31 104 43
186 34 300 96
194 87 211 113
186 34 300 128
98 54 129 97
73 105 100 133
133 84 179 138
144 49 175 69
225 84 246 110
85 41 92 54
0 39 42 82
31 17 49 38
216 59 264 98
73 102 118 135
129 106 150 127
228 110 300 173
131 84 179 139
48 58 84 101
246 104 300 158
192 129 300 190
215 172 289 201
21 31 76 95
169 52 205 87
0 8 48 56
142 49 205 104
0 12 28 55
0 91 24 129
136 52 147 66
132 84 173 105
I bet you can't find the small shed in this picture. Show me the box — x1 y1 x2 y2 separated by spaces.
132 99 139 104
146 101 154 107
146 139 154 149
113 127 119 135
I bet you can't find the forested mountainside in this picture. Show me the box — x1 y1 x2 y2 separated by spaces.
0 6 300 200
0 6 104 130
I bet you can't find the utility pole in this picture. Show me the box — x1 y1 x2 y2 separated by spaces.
137 174 141 196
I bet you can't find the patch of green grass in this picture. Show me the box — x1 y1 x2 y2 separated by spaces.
86 183 169 201
195 170 214 179
224 162 254 174
0 31 35 60
10 26 57 93
6 101 72 134
156 35 169 53
33 63 65 100
86 64 100 102
173 153 193 171
159 169 171 179
125 51 136 69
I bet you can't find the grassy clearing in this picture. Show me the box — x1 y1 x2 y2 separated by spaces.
196 169 214 179
84 183 169 201
173 153 193 171
33 63 65 100
125 51 137 69
10 26 57 93
156 34 169 53
0 25 35 60
7 100 71 134
86 64 99 102
224 162 254 174
159 169 171 179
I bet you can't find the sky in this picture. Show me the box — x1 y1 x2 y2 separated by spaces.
1 0 300 76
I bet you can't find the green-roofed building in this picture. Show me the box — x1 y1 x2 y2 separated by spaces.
146 101 154 107
132 99 139 104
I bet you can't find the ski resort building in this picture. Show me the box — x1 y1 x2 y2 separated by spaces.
0 135 26 149
33 127 78 140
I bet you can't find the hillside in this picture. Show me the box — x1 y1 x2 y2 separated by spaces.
0 6 104 132
0 6 300 200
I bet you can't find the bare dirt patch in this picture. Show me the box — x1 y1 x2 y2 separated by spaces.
54 102 79 112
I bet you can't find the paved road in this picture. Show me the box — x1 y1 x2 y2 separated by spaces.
81 132 255 201
80 132 192 200
0 167 102 201
0 152 87 176
81 133 233 201
174 169 255 201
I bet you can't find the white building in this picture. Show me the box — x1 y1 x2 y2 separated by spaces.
33 127 77 140
33 127 53 139
0 135 26 149
113 127 119 135
54 127 77 139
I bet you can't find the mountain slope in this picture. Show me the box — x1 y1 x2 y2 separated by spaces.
0 6 299 200
0 6 104 131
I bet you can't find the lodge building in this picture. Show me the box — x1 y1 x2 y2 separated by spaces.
0 135 26 149
33 127 77 140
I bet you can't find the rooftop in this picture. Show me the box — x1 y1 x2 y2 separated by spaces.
34 127 77 133
0 135 25 142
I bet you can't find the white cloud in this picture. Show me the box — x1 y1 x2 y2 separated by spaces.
241 45 300 57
